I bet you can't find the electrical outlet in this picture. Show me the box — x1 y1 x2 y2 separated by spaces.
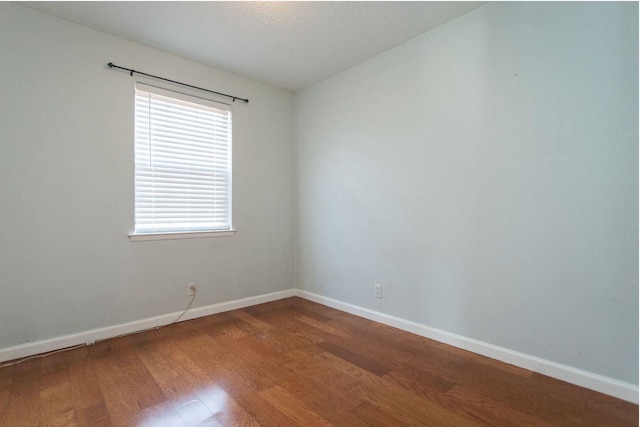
188 282 197 296
374 283 382 299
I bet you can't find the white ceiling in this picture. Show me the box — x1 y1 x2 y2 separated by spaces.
21 1 486 92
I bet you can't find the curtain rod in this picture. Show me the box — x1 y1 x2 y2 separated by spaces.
107 62 249 104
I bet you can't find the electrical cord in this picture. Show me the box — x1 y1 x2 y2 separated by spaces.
173 291 196 324
0 290 197 369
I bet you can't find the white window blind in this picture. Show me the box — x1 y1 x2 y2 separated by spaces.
134 83 232 235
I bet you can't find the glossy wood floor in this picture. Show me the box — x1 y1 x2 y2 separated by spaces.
0 297 637 426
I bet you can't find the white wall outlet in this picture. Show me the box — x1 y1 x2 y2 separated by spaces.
188 282 197 296
374 283 382 299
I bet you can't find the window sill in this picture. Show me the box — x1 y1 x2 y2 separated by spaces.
129 230 236 242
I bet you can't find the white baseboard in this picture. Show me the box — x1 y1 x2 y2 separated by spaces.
0 289 296 365
295 290 639 404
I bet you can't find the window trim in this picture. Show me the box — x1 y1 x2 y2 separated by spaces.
129 81 234 241
129 229 236 242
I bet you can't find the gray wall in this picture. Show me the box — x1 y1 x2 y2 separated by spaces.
295 2 638 384
0 4 295 348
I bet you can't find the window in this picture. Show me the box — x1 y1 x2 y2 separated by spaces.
131 83 233 240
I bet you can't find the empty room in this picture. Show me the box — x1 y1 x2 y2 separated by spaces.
0 1 637 426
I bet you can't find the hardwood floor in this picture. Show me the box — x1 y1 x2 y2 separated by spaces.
0 297 637 426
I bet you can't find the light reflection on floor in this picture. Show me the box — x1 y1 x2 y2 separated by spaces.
141 383 230 426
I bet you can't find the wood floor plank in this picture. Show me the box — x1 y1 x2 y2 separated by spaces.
262 327 324 359
107 337 165 410
40 366 75 427
232 333 293 366
90 344 148 427
135 338 223 426
211 333 286 392
291 306 334 323
74 402 111 427
232 310 275 333
387 367 543 426
350 401 410 427
214 400 260 427
351 382 475 427
142 401 186 427
454 368 589 423
295 314 351 338
385 366 456 394
68 348 104 411
319 341 392 377
174 397 220 426
0 297 636 426
0 360 41 427
444 385 558 427
0 365 13 422
318 351 484 426
218 376 299 427
205 313 248 339
153 326 229 388
275 377 368 426
187 381 261 426
259 385 333 427
582 392 640 427
136 343 182 392
297 312 463 380
281 354 360 393
215 312 365 425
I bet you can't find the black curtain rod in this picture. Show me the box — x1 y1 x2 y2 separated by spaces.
107 62 249 104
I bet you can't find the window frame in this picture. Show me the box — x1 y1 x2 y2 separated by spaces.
128 81 235 241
